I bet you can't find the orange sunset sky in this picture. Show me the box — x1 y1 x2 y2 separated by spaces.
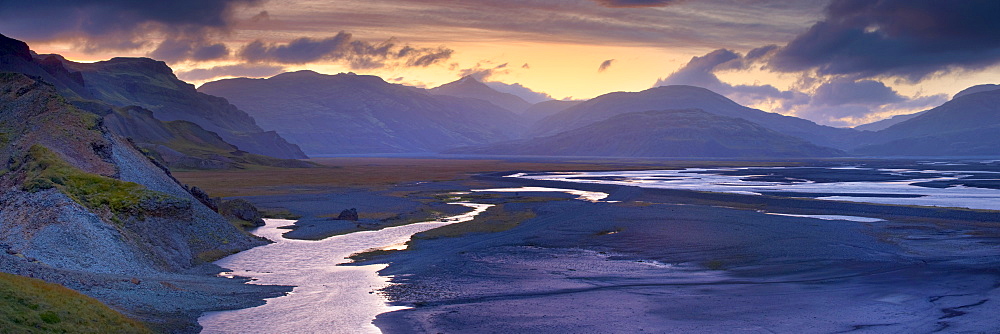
3 0 999 126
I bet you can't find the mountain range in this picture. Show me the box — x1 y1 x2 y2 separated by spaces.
0 33 306 165
429 75 533 113
199 71 524 155
854 88 1000 156
450 109 845 157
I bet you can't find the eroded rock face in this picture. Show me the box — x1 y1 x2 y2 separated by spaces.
220 199 265 227
0 73 266 273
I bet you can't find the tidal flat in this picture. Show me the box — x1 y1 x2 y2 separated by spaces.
174 157 1000 333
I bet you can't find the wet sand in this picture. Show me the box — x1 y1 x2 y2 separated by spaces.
367 173 1000 333
176 158 1000 333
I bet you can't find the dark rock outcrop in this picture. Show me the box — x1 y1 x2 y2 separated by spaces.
220 199 265 227
189 186 219 211
336 208 359 221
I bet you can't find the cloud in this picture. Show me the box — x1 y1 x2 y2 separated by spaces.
150 39 230 62
484 82 554 104
0 0 262 56
598 59 615 73
175 64 285 82
592 0 680 8
459 62 512 81
770 0 1000 81
257 0 827 53
811 79 904 107
656 48 949 126
250 10 270 22
655 48 797 108
238 32 453 69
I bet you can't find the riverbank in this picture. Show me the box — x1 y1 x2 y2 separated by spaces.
172 157 1000 333
366 171 1000 333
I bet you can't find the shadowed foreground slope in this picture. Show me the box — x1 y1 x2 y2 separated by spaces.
0 73 288 332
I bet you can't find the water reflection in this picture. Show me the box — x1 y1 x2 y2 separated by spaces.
199 203 492 334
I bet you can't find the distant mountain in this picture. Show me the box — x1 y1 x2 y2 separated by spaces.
854 89 1000 156
429 76 532 113
449 109 845 158
522 100 583 124
953 84 1000 99
853 111 926 132
199 71 525 155
103 106 314 169
60 57 307 159
0 33 306 161
0 34 88 99
532 85 860 149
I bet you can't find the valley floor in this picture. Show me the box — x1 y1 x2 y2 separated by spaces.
174 157 1000 333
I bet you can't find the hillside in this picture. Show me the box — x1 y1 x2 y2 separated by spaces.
449 109 845 157
532 85 860 149
61 57 307 159
854 88 1000 156
853 111 926 132
104 107 314 169
0 73 281 331
522 100 583 124
199 71 525 155
0 33 308 166
429 76 532 113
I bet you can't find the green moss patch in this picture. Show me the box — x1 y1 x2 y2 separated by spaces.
0 271 152 333
20 145 186 219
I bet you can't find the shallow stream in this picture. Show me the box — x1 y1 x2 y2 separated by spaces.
198 203 492 334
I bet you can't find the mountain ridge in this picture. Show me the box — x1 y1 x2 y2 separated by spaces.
450 109 845 158
199 71 526 155
429 75 532 113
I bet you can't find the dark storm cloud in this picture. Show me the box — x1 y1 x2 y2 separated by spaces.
598 59 615 73
811 79 904 107
0 0 261 43
239 32 453 69
592 0 680 8
770 0 1000 81
275 0 828 51
655 47 950 126
150 39 231 62
655 49 796 106
175 64 285 82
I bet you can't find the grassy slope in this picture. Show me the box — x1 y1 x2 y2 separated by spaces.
0 272 151 333
20 144 183 220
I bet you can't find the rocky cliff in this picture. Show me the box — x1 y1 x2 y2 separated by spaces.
0 73 285 332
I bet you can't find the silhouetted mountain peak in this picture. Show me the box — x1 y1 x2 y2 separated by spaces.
0 33 31 61
953 84 1000 100
430 75 531 112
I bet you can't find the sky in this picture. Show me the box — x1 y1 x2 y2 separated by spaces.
2 0 1000 127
